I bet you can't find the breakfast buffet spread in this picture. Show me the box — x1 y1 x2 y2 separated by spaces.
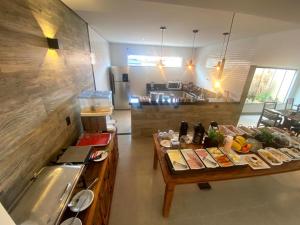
158 122 300 174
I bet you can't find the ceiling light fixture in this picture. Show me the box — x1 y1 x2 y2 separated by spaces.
217 12 236 79
216 32 228 71
187 29 199 70
157 26 166 69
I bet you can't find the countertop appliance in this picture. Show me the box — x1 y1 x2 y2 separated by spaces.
109 66 130 109
56 146 92 164
167 81 182 90
10 165 84 225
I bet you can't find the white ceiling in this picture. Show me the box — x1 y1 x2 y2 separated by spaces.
62 0 300 47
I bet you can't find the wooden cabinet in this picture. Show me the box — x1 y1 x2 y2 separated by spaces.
61 133 118 225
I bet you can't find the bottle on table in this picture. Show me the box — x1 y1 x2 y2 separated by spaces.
224 135 233 154
193 123 205 145
179 121 188 141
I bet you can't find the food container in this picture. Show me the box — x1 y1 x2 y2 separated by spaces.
257 149 283 166
244 154 270 170
219 147 247 165
166 150 189 171
194 149 219 168
207 147 234 167
10 165 84 225
265 147 291 162
180 149 205 170
279 148 300 160
79 90 113 116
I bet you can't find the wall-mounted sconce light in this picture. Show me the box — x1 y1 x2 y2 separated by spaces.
47 37 59 49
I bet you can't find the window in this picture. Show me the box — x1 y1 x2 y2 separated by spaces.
247 67 297 103
127 55 182 67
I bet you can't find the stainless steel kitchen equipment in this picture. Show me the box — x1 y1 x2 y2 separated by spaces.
10 165 84 225
109 66 130 109
167 81 182 90
56 146 92 164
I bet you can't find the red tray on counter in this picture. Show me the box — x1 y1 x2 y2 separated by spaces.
76 133 111 147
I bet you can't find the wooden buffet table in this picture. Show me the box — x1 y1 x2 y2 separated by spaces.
152 133 300 217
61 133 119 225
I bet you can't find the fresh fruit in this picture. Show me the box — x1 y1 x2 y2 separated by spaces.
235 136 246 146
232 140 242 151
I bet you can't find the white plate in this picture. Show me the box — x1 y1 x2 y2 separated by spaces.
181 149 205 169
244 154 270 170
160 140 171 148
69 190 94 212
93 151 108 162
279 148 300 160
257 149 283 166
265 147 291 162
194 149 219 168
60 218 82 225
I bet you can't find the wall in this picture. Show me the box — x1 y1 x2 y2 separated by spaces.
0 0 94 208
109 43 196 96
89 26 111 91
195 28 300 110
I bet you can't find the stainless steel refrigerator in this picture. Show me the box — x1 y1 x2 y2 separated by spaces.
109 66 130 109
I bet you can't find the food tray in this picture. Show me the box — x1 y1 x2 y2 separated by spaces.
257 149 283 166
223 125 245 136
76 133 111 147
265 147 291 162
218 125 236 136
219 147 247 166
194 149 219 168
180 149 205 170
166 150 189 171
238 126 256 136
243 154 270 170
207 147 234 167
279 148 300 160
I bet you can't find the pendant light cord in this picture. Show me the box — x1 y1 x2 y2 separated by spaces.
190 29 198 63
224 12 236 58
160 27 165 59
191 32 196 61
219 33 227 59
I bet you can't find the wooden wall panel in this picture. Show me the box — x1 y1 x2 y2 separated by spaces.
0 0 94 208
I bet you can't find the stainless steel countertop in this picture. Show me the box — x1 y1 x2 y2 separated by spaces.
10 165 84 225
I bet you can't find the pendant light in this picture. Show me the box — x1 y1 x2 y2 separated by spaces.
218 12 236 79
214 12 235 91
157 26 166 69
187 29 199 70
216 32 228 71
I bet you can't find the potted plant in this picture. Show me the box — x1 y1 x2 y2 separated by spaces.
203 130 224 148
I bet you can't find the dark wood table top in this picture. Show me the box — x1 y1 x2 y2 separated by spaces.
153 134 300 185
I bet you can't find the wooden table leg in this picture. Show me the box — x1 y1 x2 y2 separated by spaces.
153 146 158 170
162 183 175 217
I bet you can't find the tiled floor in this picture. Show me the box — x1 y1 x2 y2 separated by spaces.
111 110 131 134
238 114 260 127
110 135 300 225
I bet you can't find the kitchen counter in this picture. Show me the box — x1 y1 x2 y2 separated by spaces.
131 102 243 137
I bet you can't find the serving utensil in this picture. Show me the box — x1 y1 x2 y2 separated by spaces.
202 156 217 166
173 161 188 168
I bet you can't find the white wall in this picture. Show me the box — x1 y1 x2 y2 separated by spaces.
195 28 300 109
88 26 111 91
0 203 15 225
109 43 196 95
